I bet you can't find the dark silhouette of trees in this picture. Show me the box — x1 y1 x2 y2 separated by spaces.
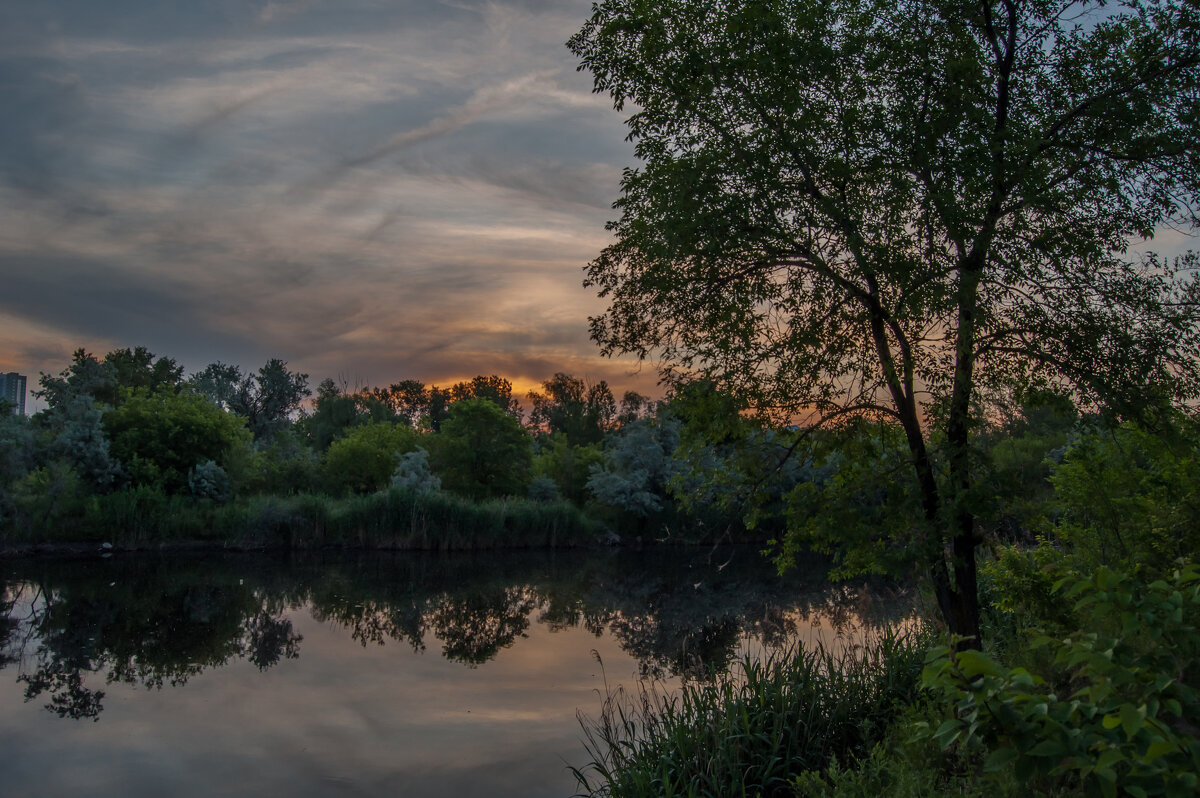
570 0 1200 644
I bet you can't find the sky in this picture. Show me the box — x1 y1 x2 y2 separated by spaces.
0 0 648 405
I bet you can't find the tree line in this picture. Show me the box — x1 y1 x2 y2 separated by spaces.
0 344 767 541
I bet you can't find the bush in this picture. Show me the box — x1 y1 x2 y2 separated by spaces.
188 460 232 503
392 447 441 493
527 474 560 502
919 563 1200 797
104 389 251 494
431 398 532 499
1049 422 1200 574
322 422 417 495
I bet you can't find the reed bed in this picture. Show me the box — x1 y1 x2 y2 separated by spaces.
573 627 928 798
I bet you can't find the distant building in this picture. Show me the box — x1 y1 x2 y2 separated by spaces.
0 372 27 415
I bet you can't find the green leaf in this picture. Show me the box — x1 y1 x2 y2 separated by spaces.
983 747 1019 772
955 649 1005 679
1120 703 1146 740
1096 749 1123 771
1027 739 1065 758
933 719 961 749
1143 739 1175 763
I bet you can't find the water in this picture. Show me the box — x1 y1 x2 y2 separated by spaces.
0 547 912 797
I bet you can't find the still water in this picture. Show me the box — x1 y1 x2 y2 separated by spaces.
0 547 911 797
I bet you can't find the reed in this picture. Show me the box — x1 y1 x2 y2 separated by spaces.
572 627 928 798
208 488 605 550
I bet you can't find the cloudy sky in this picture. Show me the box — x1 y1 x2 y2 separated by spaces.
0 0 647 404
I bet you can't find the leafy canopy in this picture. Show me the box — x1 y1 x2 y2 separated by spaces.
571 0 1200 641
570 0 1200 419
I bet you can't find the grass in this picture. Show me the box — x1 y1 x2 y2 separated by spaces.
3 484 607 551
572 626 930 798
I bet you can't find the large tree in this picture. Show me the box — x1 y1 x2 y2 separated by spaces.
190 359 310 441
569 0 1200 642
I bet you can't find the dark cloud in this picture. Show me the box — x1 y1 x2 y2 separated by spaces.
0 0 645 394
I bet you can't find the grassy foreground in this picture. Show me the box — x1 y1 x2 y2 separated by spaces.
573 628 930 798
571 557 1200 798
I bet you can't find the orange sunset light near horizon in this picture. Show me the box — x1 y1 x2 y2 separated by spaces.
0 0 654 399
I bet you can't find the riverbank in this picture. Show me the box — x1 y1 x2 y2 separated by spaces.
0 486 614 556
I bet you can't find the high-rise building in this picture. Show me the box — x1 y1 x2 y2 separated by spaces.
0 372 27 415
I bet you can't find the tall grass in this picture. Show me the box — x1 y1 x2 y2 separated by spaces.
4 485 605 551
573 627 929 798
208 487 605 550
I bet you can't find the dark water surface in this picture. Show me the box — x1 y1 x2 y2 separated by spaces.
0 547 911 797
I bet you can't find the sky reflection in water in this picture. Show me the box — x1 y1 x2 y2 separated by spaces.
0 548 913 797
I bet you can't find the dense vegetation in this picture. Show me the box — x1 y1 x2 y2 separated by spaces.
3 0 1199 791
572 401 1200 795
0 346 781 550
563 0 1200 793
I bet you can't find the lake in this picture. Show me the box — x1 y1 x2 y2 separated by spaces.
0 547 912 797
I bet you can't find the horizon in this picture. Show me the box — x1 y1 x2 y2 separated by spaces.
0 1 659 399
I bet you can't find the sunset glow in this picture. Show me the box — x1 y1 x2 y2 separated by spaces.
0 0 652 395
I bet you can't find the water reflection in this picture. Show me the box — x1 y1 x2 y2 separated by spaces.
1 547 912 722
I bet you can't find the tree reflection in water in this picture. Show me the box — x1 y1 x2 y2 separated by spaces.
0 548 913 720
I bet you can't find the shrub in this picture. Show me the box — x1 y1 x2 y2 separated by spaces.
1049 422 1200 574
188 460 232 503
392 447 440 493
322 422 417 495
919 563 1200 797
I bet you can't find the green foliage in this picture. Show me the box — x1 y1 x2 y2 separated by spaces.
242 429 319 496
586 415 680 519
5 463 85 541
573 628 930 798
190 358 310 441
100 346 184 401
447 374 520 415
532 433 603 505
104 389 252 494
1049 421 1200 573
302 380 368 451
49 396 123 491
36 346 183 413
526 474 560 503
779 424 926 579
919 564 1200 797
432 398 532 499
571 0 1200 643
188 460 231 503
206 489 602 550
977 545 1075 664
79 485 209 543
321 421 417 496
0 408 35 525
391 447 441 494
527 373 614 447
975 389 1080 541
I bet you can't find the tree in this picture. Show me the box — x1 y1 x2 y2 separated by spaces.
379 379 430 427
101 346 183 401
570 0 1200 643
527 373 616 446
449 375 521 416
587 414 681 519
37 346 181 412
190 359 311 441
301 378 399 451
432 398 533 499
322 422 418 495
104 390 252 494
